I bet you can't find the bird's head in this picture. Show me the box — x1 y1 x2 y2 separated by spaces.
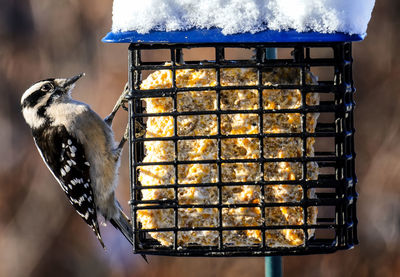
21 73 85 129
21 73 84 108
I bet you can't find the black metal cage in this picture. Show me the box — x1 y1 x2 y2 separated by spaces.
127 42 358 256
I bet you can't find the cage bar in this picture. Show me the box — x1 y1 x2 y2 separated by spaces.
127 42 357 256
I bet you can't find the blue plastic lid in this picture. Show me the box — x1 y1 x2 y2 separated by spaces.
102 28 364 44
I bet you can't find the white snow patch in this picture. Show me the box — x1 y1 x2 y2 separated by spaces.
111 0 375 35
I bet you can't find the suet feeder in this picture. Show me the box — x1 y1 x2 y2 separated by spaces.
103 2 369 258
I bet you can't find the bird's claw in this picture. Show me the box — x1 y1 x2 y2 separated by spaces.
104 82 130 126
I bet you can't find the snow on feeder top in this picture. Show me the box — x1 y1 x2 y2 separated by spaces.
103 0 375 43
103 0 374 256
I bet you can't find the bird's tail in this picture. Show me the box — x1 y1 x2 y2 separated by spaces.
109 209 148 263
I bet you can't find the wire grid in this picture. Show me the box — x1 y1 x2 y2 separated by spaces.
127 42 358 256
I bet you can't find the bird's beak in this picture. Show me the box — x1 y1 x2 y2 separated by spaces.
63 73 85 88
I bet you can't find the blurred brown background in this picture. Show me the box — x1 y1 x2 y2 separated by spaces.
0 0 399 276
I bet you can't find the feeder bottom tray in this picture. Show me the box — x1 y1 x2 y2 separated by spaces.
137 66 319 247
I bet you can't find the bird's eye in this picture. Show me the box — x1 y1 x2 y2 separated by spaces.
41 83 53 92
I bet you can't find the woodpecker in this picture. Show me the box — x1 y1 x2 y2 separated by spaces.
20 74 139 254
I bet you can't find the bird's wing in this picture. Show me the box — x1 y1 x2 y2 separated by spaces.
33 125 105 248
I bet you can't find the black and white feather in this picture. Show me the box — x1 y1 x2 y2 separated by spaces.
20 74 133 249
34 125 104 246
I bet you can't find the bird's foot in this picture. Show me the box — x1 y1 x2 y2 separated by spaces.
105 82 129 126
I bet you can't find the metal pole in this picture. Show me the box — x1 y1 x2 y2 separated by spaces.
265 256 282 277
264 47 282 277
266 48 277 60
